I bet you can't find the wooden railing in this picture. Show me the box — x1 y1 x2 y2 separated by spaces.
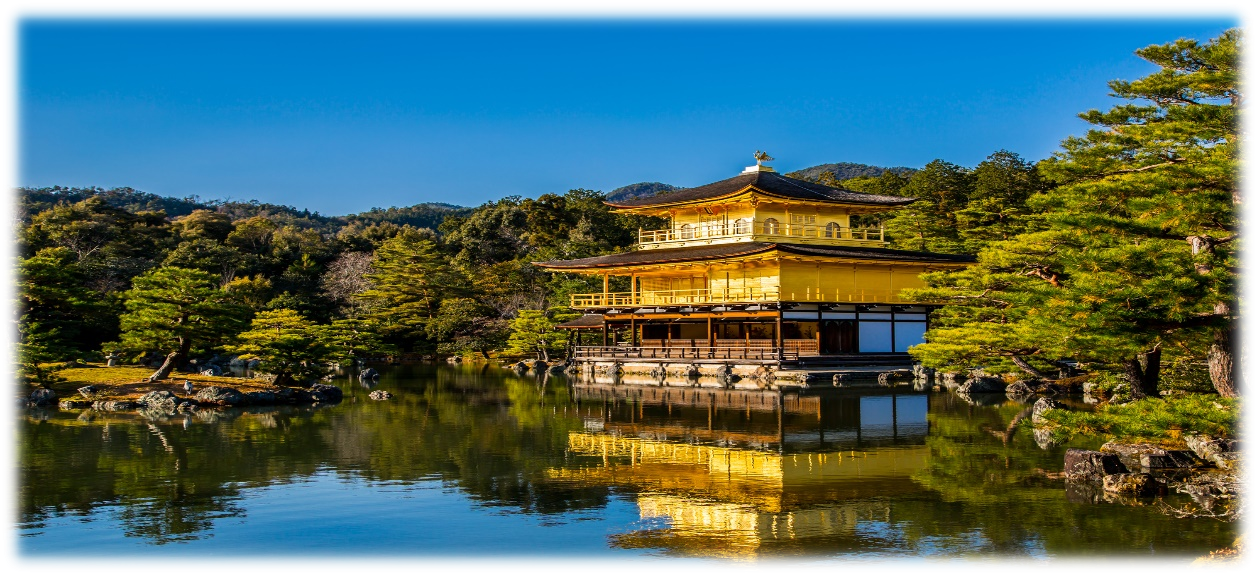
570 287 780 308
574 345 801 361
638 219 885 245
570 286 911 307
573 339 824 357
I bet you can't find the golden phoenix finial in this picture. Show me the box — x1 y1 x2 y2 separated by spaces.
754 151 774 165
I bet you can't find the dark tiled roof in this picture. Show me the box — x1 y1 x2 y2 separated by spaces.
605 170 915 208
533 242 974 270
555 314 605 329
776 243 977 263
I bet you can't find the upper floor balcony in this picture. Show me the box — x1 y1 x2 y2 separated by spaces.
637 219 886 250
569 286 912 309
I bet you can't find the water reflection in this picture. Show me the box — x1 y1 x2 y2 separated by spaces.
18 365 1237 558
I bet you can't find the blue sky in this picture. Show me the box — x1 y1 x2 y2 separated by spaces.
19 19 1237 215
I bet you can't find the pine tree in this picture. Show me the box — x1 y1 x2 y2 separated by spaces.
357 231 468 353
228 309 330 386
1037 29 1239 397
115 266 248 381
907 30 1240 397
884 160 972 253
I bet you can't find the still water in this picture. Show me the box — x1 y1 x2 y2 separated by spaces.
18 364 1235 559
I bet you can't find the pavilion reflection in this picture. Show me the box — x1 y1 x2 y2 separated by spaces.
548 383 932 556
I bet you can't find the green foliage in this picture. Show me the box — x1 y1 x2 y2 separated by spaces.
228 309 331 385
358 231 468 352
115 266 248 359
1037 394 1237 444
16 338 67 389
18 247 110 358
317 318 396 365
503 309 577 360
884 160 973 253
906 30 1239 389
426 298 509 358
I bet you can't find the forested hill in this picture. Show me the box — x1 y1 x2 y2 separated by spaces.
605 182 678 203
16 186 471 233
786 162 917 182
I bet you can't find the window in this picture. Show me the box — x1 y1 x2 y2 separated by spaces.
825 222 841 238
679 223 694 239
763 218 780 234
733 218 750 234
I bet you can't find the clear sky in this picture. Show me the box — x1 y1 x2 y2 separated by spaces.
18 18 1238 215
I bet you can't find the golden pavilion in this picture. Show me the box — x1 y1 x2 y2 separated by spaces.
535 154 973 368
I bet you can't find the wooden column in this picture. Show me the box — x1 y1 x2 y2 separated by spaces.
630 317 637 346
602 273 610 304
776 311 784 360
707 316 714 348
602 322 608 347
630 273 637 306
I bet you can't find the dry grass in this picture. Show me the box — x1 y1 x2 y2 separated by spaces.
1191 525 1251 571
39 364 280 402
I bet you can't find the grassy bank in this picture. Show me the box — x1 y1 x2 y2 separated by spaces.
33 364 281 403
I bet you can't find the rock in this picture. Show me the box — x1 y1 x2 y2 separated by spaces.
1031 397 1063 425
194 386 244 406
199 365 222 377
308 383 344 403
911 364 935 384
273 387 300 403
685 364 701 379
77 385 99 398
752 365 774 382
548 364 566 375
59 399 94 409
105 353 121 367
446 355 462 364
511 362 528 374
368 390 393 400
1140 450 1206 470
1185 434 1239 468
1102 473 1159 496
1005 380 1035 399
1063 448 1128 480
1098 443 1207 472
359 368 379 380
956 376 1006 394
1211 452 1241 471
27 388 58 407
533 360 548 373
564 364 581 375
244 391 277 405
138 390 179 410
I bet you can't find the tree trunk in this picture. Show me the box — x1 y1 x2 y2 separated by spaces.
148 338 191 382
1139 346 1161 395
1201 298 1251 397
1189 238 1239 398
1011 355 1049 379
1124 358 1148 400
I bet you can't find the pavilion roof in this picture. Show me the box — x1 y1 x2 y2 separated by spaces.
604 170 915 209
533 242 975 271
554 314 605 329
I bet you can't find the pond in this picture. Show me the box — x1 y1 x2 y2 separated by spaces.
17 364 1236 560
